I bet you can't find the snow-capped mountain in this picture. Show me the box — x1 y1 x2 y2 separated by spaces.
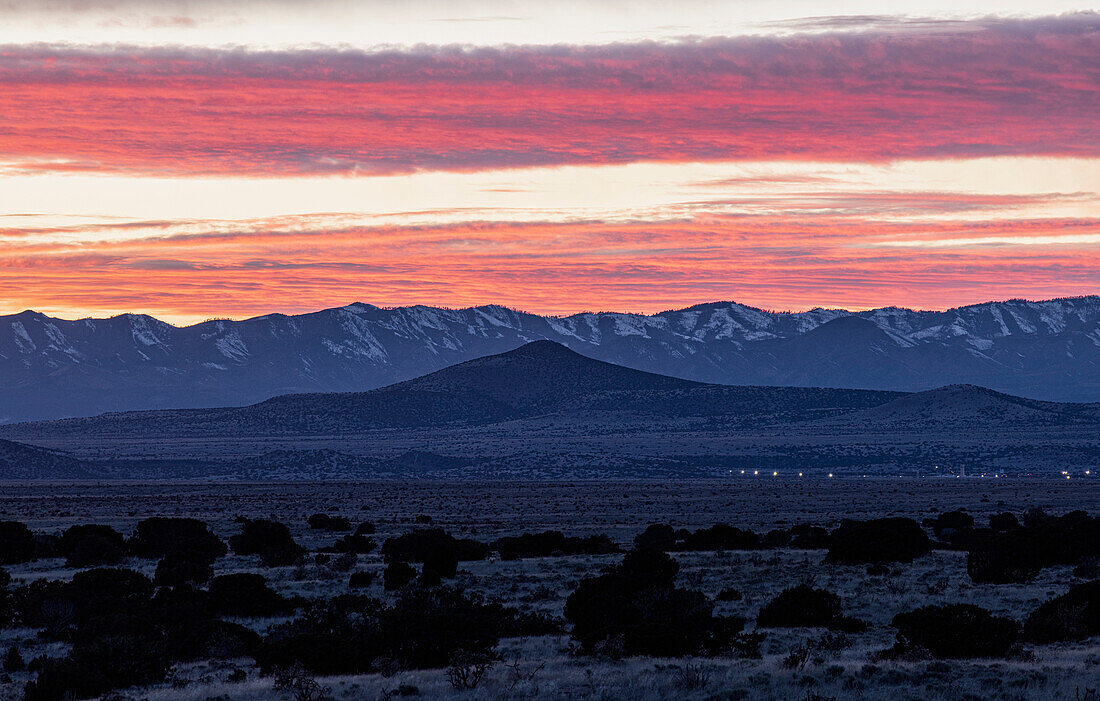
1 296 1098 422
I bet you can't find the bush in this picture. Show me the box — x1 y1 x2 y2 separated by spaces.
757 585 842 628
632 524 761 552
716 587 742 602
4 645 23 672
966 534 1043 583
788 525 831 550
307 514 351 532
423 545 459 579
256 587 519 676
61 525 127 568
679 524 761 551
890 604 1019 658
492 531 619 560
153 553 213 587
1024 580 1100 644
355 522 376 536
24 656 113 701
382 529 488 565
349 572 374 589
0 521 36 565
384 562 416 591
633 524 678 551
989 512 1020 531
25 625 169 701
229 519 305 567
826 518 931 565
931 511 974 538
208 573 300 618
128 517 226 562
323 534 376 555
564 549 744 657
965 511 1100 583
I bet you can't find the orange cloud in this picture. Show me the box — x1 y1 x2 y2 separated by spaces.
1 209 1096 322
0 14 1097 176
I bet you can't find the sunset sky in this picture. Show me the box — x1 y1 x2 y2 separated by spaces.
1 1 1097 324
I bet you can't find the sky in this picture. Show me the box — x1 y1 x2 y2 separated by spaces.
0 1 1097 324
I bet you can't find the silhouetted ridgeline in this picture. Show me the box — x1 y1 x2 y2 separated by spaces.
2 296 1099 422
1 342 1098 479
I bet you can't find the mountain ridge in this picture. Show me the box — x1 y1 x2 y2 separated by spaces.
2 342 1098 479
3 295 1099 421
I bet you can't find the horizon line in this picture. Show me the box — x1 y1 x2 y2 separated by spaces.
5 293 1099 329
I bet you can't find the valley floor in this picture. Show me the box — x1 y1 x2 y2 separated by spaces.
2 478 1099 700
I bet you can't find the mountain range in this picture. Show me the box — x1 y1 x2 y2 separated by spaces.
2 341 1098 479
2 296 1098 423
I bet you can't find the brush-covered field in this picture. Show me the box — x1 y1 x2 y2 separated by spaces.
1 479 1099 701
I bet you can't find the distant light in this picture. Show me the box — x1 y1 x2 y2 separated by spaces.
1087 471 1091 475
740 470 745 474
772 471 778 476
1066 475 1071 479
798 472 803 477
753 470 758 475
828 473 833 478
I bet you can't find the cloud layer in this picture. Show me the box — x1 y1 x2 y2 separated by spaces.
3 193 1096 322
1 13 1097 176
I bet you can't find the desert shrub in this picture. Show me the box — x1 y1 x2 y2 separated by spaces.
633 524 679 551
384 562 416 591
382 586 510 668
24 656 113 701
989 512 1020 531
229 519 305 567
169 618 261 661
307 514 351 532
274 663 332 701
331 552 357 572
4 645 23 672
680 524 761 551
323 534 376 555
564 549 744 657
890 604 1019 659
966 512 1100 583
355 522 376 536
349 571 374 589
1024 580 1100 644
931 510 974 538
128 517 226 562
208 573 300 617
447 650 494 690
716 587 742 602
789 525 831 549
256 595 385 675
826 518 931 564
257 587 515 675
13 568 154 636
153 552 214 587
0 568 10 626
492 531 619 560
25 625 169 701
423 545 459 579
420 567 442 588
0 521 36 565
382 529 488 565
763 529 791 548
1075 557 1100 579
60 525 127 568
966 534 1043 583
757 585 843 628
32 533 61 559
